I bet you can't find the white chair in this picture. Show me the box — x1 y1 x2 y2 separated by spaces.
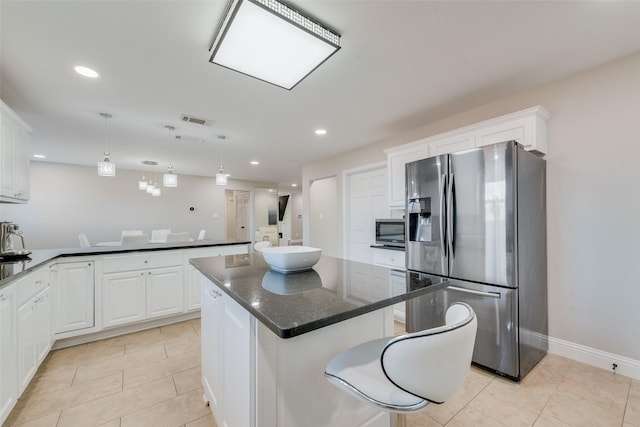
121 230 143 240
151 229 171 243
197 229 206 240
166 232 190 243
121 234 149 246
78 234 91 248
325 303 477 427
254 241 272 252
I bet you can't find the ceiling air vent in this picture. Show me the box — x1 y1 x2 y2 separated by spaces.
180 114 214 127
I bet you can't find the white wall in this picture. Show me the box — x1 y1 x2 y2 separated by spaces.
0 162 274 249
302 53 640 365
309 177 338 257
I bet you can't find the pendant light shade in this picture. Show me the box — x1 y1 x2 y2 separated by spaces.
163 163 178 187
138 176 148 190
163 126 178 187
97 113 116 176
216 135 228 186
216 165 228 186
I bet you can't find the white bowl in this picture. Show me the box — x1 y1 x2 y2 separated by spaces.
261 246 322 273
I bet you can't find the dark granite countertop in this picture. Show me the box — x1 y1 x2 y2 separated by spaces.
190 253 448 339
0 240 250 290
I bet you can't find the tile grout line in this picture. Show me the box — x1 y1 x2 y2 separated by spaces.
442 373 495 426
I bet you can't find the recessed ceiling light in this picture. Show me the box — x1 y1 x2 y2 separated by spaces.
315 129 327 135
74 65 99 78
292 183 297 187
33 154 46 159
250 161 259 165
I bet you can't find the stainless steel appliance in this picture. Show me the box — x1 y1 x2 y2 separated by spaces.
405 140 547 380
375 218 405 248
0 221 31 257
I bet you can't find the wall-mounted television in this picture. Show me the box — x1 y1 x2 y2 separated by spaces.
278 195 289 221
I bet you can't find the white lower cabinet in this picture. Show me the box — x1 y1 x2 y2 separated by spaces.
52 261 95 334
201 276 251 427
103 270 147 328
372 248 406 322
0 283 18 425
18 284 52 394
185 265 202 311
146 266 184 319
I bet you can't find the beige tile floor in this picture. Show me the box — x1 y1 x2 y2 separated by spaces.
5 319 640 427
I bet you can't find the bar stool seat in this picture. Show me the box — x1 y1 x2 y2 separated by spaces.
325 302 477 425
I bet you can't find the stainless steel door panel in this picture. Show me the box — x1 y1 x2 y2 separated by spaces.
406 155 447 276
446 280 518 378
406 275 519 378
449 142 517 287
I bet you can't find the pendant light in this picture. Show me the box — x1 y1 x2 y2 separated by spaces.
216 135 228 186
97 113 116 176
138 176 148 191
163 126 178 187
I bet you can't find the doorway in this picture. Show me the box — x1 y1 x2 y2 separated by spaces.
225 190 251 242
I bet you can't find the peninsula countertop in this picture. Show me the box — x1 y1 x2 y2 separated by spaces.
190 253 449 338
0 240 250 290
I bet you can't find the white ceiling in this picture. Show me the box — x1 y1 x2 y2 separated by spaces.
2 1 640 186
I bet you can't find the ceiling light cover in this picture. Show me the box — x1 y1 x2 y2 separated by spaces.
209 0 340 90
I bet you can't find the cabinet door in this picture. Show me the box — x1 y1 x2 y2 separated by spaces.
201 277 223 418
429 132 475 156
35 288 52 364
146 266 184 319
0 116 15 197
12 127 29 200
390 270 407 323
0 284 18 424
103 271 146 327
53 261 95 333
185 266 202 311
17 301 37 394
220 290 251 427
387 146 429 208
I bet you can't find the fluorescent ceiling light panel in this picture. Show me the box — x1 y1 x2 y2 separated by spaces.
210 0 340 90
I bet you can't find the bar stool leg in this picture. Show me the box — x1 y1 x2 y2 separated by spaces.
391 413 406 427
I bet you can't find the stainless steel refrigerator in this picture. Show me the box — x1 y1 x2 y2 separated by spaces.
405 140 547 380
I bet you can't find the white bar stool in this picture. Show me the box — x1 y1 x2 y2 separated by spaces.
325 302 477 427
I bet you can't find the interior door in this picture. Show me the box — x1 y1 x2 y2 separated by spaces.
449 142 516 287
235 191 250 242
347 167 387 263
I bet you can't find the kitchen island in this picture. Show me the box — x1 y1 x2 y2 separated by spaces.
191 253 448 427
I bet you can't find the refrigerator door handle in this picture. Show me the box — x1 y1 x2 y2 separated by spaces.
440 173 447 258
448 285 501 299
447 173 455 262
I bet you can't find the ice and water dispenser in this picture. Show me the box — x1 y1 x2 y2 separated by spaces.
408 197 432 243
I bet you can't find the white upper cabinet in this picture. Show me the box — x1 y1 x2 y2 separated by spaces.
385 142 430 208
0 100 31 203
385 106 550 209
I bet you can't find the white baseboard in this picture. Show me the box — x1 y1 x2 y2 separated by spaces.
547 335 640 380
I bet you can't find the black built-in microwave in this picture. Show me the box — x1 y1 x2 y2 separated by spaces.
375 218 405 248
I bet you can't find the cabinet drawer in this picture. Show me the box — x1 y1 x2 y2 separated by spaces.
103 251 182 273
372 249 405 269
17 269 49 307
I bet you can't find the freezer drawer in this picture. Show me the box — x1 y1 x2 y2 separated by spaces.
406 275 519 379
